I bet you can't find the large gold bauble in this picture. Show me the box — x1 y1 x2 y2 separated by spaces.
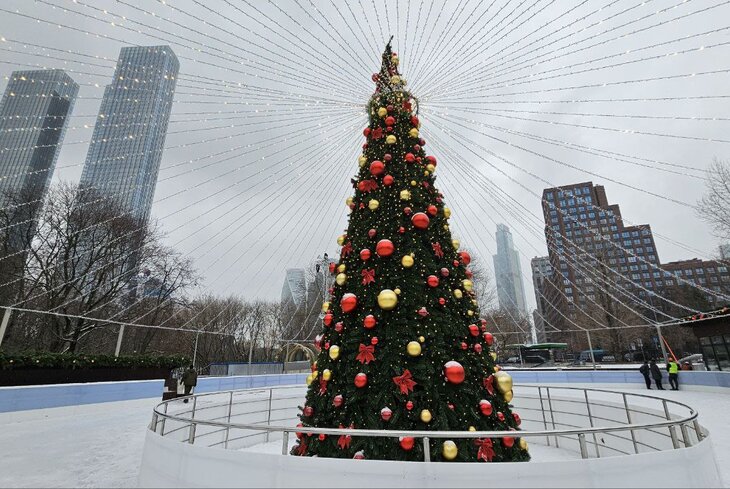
426 164 436 173
312 370 318 380
336 273 347 286
443 207 452 219
338 264 346 273
305 374 314 385
453 289 463 299
401 255 414 268
391 75 401 85
442 440 458 460
386 135 397 145
494 371 513 394
420 409 432 423
377 289 398 310
504 390 514 403
369 199 379 210
322 302 330 312
346 197 353 206
519 438 528 450
407 341 422 357
358 155 367 167
329 345 340 360
322 369 332 381
409 127 419 138
377 107 387 117
452 239 460 250
400 190 411 200
462 279 474 292
337 235 346 246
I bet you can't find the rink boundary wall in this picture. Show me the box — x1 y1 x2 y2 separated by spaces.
1 369 729 413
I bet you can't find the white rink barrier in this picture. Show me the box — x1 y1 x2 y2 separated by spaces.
138 385 722 488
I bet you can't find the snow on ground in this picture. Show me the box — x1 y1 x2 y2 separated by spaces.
0 385 727 488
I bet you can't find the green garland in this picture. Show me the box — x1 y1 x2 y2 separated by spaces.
0 352 189 370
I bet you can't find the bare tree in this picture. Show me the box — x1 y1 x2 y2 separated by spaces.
698 158 730 240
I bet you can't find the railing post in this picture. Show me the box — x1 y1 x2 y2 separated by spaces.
546 387 559 448
680 423 692 448
188 422 196 444
423 437 430 462
578 433 588 459
585 330 597 370
537 387 550 446
281 431 290 455
584 390 600 458
265 388 273 443
693 419 704 441
151 413 159 432
224 391 233 449
622 393 639 454
160 402 168 436
662 400 680 449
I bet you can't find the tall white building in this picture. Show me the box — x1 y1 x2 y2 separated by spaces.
531 256 552 343
493 224 528 317
281 268 306 310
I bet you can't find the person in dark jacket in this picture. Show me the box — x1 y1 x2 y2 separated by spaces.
639 361 652 389
649 359 664 390
182 365 198 403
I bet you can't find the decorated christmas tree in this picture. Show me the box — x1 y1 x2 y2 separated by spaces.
292 40 530 463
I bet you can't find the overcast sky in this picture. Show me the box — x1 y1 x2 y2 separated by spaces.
1 0 729 316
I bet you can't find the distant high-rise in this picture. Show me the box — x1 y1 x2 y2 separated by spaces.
0 69 78 241
281 268 307 310
79 46 178 224
493 224 528 316
530 256 552 343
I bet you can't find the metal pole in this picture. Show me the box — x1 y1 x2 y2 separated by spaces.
693 419 704 441
584 390 600 458
655 323 668 364
248 331 255 367
114 324 125 357
622 393 639 454
423 437 431 462
546 387 559 448
265 388 273 443
224 391 233 449
662 400 680 449
281 431 290 455
680 423 692 448
585 330 597 370
160 402 168 436
193 332 200 368
537 387 550 446
578 433 588 459
0 307 12 349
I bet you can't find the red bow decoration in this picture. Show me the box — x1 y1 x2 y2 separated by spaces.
361 268 375 285
341 242 353 257
484 375 495 396
475 438 495 462
356 343 375 364
337 423 353 450
393 369 417 395
371 127 383 140
360 179 379 192
319 378 328 395
403 100 412 111
432 242 444 258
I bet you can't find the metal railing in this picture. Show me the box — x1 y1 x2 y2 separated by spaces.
148 384 705 461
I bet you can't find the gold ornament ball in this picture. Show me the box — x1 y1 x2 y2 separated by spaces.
391 75 401 85
338 264 346 273
442 440 458 460
462 279 474 292
494 371 513 394
494 366 500 372
312 370 318 379
418 336 425 343
424 171 430 177
420 409 432 423
453 289 463 299
336 273 347 286
443 207 452 218
490 352 498 361
322 302 330 312
305 374 314 385
394 288 401 295
467 310 474 316
377 107 387 117
358 155 367 167
468 426 476 432
519 438 529 450
337 234 346 246
377 289 398 310
329 345 340 360
407 341 422 357
386 135 397 145
322 369 332 381
392 56 399 65
426 164 436 173
369 199 379 210
400 190 411 200
504 390 514 403
409 128 419 138
402 255 414 268
346 197 353 206
443 224 449 231
452 239 460 250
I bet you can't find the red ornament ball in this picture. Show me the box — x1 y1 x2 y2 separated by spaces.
479 400 493 416
363 127 371 137
460 342 468 350
439 297 446 305
503 437 515 448
334 322 343 333
441 268 450 277
324 342 330 350
362 143 368 150
469 324 480 337
418 307 429 317
497 412 505 422
383 174 394 186
371 73 379 82
444 361 465 384
370 160 385 176
323 313 333 326
459 251 472 266
399 436 415 451
453 260 460 267
403 207 412 215
341 293 358 313
427 205 438 216
354 373 368 388
419 138 426 146
387 104 394 113
376 239 394 257
427 275 439 287
380 407 393 421
314 334 323 350
303 406 313 417
363 315 377 329
484 332 494 346
398 226 405 234
405 153 416 163
329 262 336 273
368 228 377 238
353 451 365 460
513 413 522 426
411 115 419 126
406 401 414 411
384 153 392 162
371 336 378 345
360 249 371 261
412 212 430 230
413 144 421 152
333 395 344 408
474 343 483 354
425 155 437 166
296 423 304 439
448 403 455 410
385 116 395 126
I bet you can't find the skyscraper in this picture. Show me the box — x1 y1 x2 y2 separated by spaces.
0 69 78 245
281 268 307 311
530 256 552 343
78 46 178 224
493 224 528 316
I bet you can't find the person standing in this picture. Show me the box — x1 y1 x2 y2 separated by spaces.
182 365 198 403
650 359 664 390
639 360 652 389
667 358 680 390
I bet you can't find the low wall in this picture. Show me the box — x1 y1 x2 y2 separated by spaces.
1 369 728 413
